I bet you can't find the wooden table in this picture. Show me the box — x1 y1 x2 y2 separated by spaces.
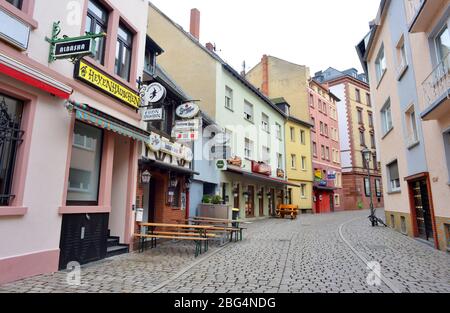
137 223 215 256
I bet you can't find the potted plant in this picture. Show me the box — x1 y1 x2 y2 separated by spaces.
202 195 212 204
198 195 229 219
211 195 223 205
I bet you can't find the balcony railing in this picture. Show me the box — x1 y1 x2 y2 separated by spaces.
422 53 450 106
406 0 426 25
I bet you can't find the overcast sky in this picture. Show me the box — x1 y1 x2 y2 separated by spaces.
149 0 380 75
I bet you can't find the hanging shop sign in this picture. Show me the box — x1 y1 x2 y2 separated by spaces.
173 130 199 142
327 171 337 180
147 133 162 152
319 180 328 187
227 156 243 167
142 108 164 122
174 119 201 130
161 139 183 158
74 59 140 109
251 161 272 177
216 159 228 171
46 22 105 63
176 102 200 119
314 169 323 182
276 169 285 179
0 8 30 51
140 83 166 107
182 147 194 162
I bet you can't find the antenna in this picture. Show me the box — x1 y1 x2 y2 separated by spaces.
241 60 246 76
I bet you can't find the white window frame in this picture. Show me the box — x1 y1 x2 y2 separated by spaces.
375 44 387 83
244 101 254 122
244 138 253 159
225 86 233 111
261 113 270 133
381 99 393 136
291 154 297 169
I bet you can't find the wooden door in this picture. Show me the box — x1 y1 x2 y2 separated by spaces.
247 186 255 217
411 179 434 242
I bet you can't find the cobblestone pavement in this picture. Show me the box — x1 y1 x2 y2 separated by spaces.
1 210 449 293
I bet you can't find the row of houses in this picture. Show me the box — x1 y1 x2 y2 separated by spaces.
357 0 450 252
0 0 385 284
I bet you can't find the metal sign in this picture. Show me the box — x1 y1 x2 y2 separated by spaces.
140 83 166 107
176 103 200 119
327 171 336 180
216 159 228 171
174 119 201 130
142 108 164 122
173 130 199 142
54 38 94 59
161 139 183 158
147 133 162 152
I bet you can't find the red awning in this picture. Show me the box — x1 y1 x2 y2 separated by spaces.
0 53 72 99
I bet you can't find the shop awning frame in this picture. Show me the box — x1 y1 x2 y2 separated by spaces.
140 158 199 176
67 100 150 144
224 167 301 187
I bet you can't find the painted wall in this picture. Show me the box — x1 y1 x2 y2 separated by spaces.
147 3 217 119
332 84 352 170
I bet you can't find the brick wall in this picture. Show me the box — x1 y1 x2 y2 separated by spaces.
342 172 384 210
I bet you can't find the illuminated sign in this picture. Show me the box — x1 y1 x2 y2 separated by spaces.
75 60 140 109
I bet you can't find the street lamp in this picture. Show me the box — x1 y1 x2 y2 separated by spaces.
141 170 152 184
362 148 386 227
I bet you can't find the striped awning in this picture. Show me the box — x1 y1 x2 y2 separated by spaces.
67 100 150 144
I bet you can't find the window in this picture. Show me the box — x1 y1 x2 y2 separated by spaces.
323 103 327 115
275 123 282 140
262 113 270 133
311 117 316 129
300 130 306 145
0 94 24 206
290 127 295 142
387 161 401 192
86 0 108 65
144 49 156 74
244 101 254 122
360 131 366 146
390 215 395 228
368 112 374 128
301 157 307 170
398 40 407 68
320 122 324 135
324 124 329 137
364 177 371 197
313 142 317 157
357 108 363 124
326 147 330 161
6 0 23 9
400 216 407 234
375 45 387 82
355 89 361 103
318 100 322 111
225 86 233 110
277 153 283 170
115 24 133 81
301 184 307 199
291 154 297 169
375 179 382 197
262 146 271 164
371 134 376 149
244 138 253 159
405 106 419 145
335 173 342 188
366 93 371 107
381 99 393 136
309 94 314 107
67 122 103 205
334 194 340 207
435 25 450 62
321 145 325 159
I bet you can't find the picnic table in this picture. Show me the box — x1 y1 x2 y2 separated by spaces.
135 223 216 257
177 217 248 242
276 205 299 220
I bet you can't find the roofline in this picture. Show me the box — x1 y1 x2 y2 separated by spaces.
309 79 341 102
288 116 314 129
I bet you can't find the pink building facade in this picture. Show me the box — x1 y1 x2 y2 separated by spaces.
308 80 343 213
0 0 150 284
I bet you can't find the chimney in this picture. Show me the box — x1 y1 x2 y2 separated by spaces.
262 55 269 96
190 8 200 40
206 42 214 52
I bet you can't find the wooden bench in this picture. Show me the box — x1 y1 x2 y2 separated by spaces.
179 217 247 242
276 205 299 220
136 223 215 257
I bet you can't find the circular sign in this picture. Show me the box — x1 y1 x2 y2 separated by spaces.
147 134 162 152
183 146 194 162
176 103 200 119
140 83 167 106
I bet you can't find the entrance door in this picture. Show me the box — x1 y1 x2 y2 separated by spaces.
330 194 335 212
270 189 276 216
148 179 157 223
247 186 255 217
59 213 109 270
259 188 264 216
411 179 434 242
234 184 240 209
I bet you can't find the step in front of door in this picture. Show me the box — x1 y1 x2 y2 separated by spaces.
106 245 129 258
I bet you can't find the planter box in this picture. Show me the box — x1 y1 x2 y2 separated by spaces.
197 204 231 220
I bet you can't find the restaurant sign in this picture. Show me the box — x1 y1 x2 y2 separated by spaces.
161 139 183 159
176 103 200 119
142 108 164 121
251 161 272 177
75 60 140 109
54 38 94 59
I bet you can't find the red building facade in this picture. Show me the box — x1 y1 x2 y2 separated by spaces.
309 80 343 213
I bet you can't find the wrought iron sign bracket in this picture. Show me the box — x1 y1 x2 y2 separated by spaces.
46 21 106 64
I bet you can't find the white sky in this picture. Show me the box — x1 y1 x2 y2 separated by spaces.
149 0 380 75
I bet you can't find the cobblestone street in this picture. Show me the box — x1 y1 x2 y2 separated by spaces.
1 210 449 293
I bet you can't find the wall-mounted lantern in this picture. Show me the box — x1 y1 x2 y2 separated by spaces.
141 170 152 184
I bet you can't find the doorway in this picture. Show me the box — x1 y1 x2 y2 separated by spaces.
259 187 264 217
409 178 435 243
246 186 255 218
330 194 335 212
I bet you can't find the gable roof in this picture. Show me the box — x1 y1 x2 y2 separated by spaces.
148 1 286 118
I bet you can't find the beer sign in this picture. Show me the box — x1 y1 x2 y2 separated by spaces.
176 103 200 119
